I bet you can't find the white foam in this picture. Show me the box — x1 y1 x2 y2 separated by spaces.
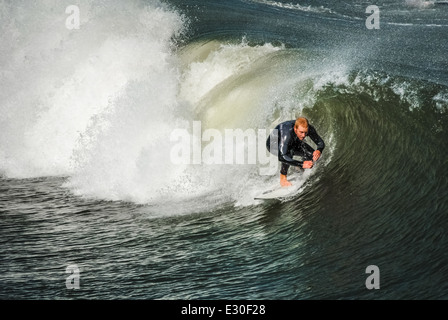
433 91 448 113
1 2 340 211
0 0 185 179
405 0 435 9
179 40 281 107
251 0 335 15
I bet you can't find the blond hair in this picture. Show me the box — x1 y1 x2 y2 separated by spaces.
294 117 309 129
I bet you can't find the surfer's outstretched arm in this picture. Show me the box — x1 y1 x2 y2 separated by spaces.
308 125 325 161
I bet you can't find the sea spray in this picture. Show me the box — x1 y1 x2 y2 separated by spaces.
69 40 293 205
0 0 186 179
7 2 442 209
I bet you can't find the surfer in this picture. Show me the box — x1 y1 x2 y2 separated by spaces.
266 117 325 187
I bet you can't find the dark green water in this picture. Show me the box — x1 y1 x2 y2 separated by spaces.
1 0 447 300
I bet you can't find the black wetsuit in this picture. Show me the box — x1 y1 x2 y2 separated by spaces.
266 120 325 176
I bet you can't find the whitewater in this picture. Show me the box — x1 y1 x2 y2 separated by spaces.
1 0 447 300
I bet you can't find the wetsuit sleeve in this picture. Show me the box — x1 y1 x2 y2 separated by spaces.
308 125 325 152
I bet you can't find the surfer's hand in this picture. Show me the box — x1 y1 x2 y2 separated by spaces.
303 161 314 169
280 174 292 187
313 150 321 161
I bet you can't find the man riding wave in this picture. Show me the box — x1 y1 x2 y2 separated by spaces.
266 117 325 187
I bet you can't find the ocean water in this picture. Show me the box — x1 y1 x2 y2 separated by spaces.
1 0 447 300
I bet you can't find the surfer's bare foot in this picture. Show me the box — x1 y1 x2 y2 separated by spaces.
280 174 292 187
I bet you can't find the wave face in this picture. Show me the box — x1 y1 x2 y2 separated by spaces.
1 0 448 299
1 0 447 210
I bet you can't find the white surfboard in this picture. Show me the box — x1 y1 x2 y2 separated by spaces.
254 186 298 200
255 172 305 200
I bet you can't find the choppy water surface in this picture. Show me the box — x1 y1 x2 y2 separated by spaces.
1 0 447 299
